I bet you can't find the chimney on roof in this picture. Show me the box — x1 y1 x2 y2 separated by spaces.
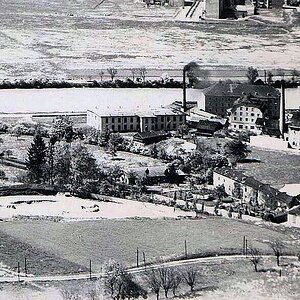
279 80 286 139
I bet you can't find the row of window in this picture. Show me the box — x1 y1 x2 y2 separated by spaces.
235 112 259 117
233 117 255 122
233 124 255 130
102 115 184 124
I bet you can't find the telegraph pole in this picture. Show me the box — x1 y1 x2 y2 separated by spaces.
143 252 146 271
89 259 92 280
17 262 20 282
184 240 188 259
136 247 139 268
24 257 27 277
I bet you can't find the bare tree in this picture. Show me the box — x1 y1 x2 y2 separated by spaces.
131 68 137 81
248 247 261 272
269 240 285 266
267 71 273 85
291 69 299 83
107 68 118 81
99 70 104 81
138 67 147 82
182 266 199 293
103 260 147 300
145 269 161 300
171 270 182 297
60 288 82 300
246 67 259 84
157 267 175 298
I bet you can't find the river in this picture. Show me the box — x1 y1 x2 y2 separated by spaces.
0 88 299 113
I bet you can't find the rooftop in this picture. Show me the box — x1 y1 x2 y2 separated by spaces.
89 105 185 117
202 82 280 98
214 168 292 204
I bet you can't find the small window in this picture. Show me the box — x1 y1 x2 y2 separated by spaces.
234 117 237 120
239 125 243 129
118 117 121 123
173 116 176 121
111 125 115 130
130 125 133 130
118 125 121 131
245 118 248 121
145 119 148 124
124 124 127 130
250 126 255 129
240 118 243 121
130 117 133 123
124 117 127 122
112 118 115 123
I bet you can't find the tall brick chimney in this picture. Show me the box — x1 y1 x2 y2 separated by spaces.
279 80 286 139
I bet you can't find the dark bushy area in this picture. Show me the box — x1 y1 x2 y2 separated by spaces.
0 79 183 89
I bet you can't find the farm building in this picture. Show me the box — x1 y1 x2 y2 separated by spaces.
288 111 300 150
213 168 292 207
87 106 186 133
287 204 300 227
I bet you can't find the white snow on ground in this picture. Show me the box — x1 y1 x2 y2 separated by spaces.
280 184 300 196
0 194 194 220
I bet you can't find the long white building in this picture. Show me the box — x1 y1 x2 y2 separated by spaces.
87 106 186 133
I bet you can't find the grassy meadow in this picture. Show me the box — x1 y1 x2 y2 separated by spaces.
0 218 297 276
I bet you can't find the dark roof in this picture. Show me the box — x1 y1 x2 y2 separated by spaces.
231 95 268 112
134 130 168 140
196 119 223 133
288 204 300 216
214 168 292 204
202 82 280 98
166 101 197 111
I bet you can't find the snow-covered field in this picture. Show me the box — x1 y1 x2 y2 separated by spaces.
0 0 299 79
0 194 194 220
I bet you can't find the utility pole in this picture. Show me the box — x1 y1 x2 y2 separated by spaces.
89 259 92 280
24 257 27 277
136 247 139 268
245 239 248 257
243 236 246 255
184 240 188 259
264 70 267 84
143 252 146 271
17 262 20 282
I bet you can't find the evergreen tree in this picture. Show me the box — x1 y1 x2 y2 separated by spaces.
26 133 47 183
